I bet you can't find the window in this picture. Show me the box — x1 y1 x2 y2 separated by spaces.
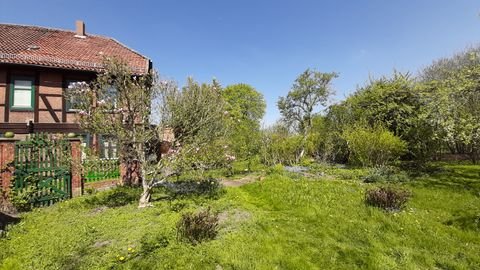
101 86 118 109
99 135 118 159
10 77 34 110
65 81 84 111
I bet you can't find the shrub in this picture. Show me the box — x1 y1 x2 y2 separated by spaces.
176 208 218 245
343 125 407 167
268 164 284 174
259 129 303 166
365 187 411 211
363 166 410 183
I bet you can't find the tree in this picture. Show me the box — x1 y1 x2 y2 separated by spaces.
69 59 228 208
222 84 266 170
277 69 337 160
421 62 480 163
67 58 156 187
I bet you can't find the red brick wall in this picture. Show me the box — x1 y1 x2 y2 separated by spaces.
0 139 17 193
70 139 82 197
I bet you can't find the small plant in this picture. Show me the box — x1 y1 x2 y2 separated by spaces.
176 208 218 245
268 164 284 174
365 186 411 211
9 174 42 212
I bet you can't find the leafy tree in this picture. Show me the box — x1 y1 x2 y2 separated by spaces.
67 58 156 187
421 61 480 163
69 60 228 207
277 69 338 160
222 84 266 170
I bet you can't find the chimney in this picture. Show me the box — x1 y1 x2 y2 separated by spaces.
75 20 86 38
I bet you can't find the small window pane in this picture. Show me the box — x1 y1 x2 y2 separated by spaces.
14 80 32 90
13 89 32 107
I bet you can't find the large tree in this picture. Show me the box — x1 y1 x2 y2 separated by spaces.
222 84 266 170
277 69 337 160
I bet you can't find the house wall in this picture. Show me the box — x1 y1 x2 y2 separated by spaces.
0 64 95 134
0 68 6 122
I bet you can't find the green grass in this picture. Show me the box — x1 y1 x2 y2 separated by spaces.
1 164 479 269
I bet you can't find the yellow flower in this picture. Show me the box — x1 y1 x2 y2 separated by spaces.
119 256 125 261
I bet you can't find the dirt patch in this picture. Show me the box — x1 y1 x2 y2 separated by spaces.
221 175 264 187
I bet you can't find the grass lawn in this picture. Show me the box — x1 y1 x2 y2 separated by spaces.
0 163 479 269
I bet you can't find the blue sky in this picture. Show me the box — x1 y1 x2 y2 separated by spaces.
1 0 479 125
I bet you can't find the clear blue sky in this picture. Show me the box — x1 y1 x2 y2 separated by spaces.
1 0 479 125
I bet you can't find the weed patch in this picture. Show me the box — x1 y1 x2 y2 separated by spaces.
365 186 411 211
176 208 218 245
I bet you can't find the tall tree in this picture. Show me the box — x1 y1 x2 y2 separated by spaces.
277 69 337 160
222 84 266 170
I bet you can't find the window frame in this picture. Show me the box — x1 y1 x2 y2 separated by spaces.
65 80 84 112
10 76 35 111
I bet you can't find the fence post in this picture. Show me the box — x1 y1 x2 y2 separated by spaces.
69 138 83 197
0 138 18 196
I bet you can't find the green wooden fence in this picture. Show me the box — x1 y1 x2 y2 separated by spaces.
14 133 72 207
82 158 120 182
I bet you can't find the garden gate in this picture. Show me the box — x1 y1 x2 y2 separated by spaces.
14 133 72 206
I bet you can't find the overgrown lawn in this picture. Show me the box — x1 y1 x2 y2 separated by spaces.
0 164 479 269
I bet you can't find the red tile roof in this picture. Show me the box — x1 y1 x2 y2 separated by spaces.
0 23 150 74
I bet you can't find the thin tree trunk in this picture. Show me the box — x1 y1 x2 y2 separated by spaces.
138 186 152 208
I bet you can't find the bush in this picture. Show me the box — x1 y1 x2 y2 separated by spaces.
176 208 218 245
343 125 407 167
259 128 303 165
363 166 410 183
267 164 284 174
365 187 411 211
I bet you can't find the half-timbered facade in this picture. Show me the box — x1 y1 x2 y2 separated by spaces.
0 21 151 157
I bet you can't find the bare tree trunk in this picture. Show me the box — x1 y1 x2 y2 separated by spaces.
138 185 152 208
297 129 309 163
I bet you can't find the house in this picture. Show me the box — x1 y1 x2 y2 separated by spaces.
0 21 152 157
